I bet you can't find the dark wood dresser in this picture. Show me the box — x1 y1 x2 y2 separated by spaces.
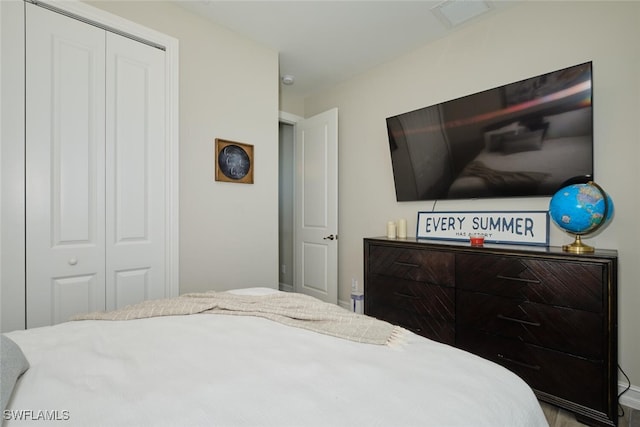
364 237 618 427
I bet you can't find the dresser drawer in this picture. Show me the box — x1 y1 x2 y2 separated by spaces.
457 328 605 412
369 305 455 344
456 253 604 312
366 276 455 321
457 291 603 358
365 275 455 344
368 245 454 286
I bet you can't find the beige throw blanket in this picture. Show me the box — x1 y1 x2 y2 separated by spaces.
73 291 407 346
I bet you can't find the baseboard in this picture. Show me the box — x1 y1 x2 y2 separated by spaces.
285 289 350 311
278 283 294 293
620 383 640 410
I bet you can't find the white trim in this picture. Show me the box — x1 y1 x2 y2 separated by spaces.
35 0 175 50
619 382 640 411
278 283 294 293
163 24 180 299
338 299 351 311
279 111 303 125
1 0 2 333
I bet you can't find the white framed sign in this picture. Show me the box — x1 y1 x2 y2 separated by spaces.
416 211 549 246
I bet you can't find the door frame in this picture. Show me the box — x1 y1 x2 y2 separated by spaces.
279 112 303 294
0 0 180 332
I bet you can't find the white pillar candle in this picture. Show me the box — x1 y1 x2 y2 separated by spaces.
386 221 397 239
397 218 407 238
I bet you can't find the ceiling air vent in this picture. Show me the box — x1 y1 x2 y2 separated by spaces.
431 0 492 28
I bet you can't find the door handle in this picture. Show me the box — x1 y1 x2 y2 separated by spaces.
323 234 337 240
68 257 78 266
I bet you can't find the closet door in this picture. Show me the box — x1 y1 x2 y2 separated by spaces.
25 4 107 328
25 3 168 327
105 33 166 309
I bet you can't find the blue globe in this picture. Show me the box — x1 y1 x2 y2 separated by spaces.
549 182 614 235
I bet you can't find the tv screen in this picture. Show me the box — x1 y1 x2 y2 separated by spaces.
386 62 593 201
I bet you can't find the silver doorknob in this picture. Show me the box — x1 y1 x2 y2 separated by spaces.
323 234 337 240
68 257 78 266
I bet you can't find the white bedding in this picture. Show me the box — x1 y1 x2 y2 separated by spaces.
4 288 548 427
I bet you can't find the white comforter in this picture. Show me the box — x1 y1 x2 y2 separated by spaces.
5 289 548 427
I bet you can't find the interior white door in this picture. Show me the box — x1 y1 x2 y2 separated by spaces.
294 108 338 304
25 4 107 328
105 32 166 310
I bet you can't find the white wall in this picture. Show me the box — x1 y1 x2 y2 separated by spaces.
280 89 305 118
304 1 640 402
89 1 280 293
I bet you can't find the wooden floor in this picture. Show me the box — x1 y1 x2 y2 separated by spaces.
541 402 640 427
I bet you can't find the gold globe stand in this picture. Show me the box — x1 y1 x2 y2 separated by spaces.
563 234 594 254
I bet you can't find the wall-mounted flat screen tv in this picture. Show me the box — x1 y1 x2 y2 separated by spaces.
386 62 593 201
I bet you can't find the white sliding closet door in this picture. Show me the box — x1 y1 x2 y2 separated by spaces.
25 3 167 327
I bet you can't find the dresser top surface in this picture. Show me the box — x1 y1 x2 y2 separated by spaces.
364 237 618 260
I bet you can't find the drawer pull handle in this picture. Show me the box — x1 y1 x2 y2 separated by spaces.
394 261 419 268
394 291 420 299
497 314 541 327
497 353 540 371
496 274 540 284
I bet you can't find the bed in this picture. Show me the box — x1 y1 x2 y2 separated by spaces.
2 288 548 427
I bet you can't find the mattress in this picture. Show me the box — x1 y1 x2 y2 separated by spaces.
3 288 548 427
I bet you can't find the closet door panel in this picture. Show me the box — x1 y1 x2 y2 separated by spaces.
25 4 106 328
52 275 101 323
114 268 150 309
105 33 167 309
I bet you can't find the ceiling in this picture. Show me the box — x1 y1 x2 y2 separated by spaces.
175 1 517 99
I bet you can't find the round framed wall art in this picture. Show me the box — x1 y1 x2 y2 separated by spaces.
214 138 254 184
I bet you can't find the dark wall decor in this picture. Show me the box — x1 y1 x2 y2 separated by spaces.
215 138 254 184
